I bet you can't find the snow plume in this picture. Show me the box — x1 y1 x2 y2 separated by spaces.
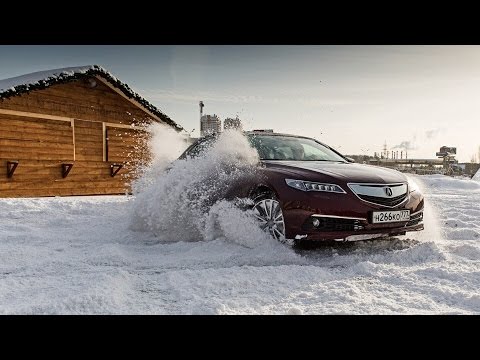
149 122 190 166
129 129 277 248
130 122 190 195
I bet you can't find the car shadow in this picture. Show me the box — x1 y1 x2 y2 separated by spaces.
292 237 420 256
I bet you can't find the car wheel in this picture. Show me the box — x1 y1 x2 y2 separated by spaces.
252 192 289 243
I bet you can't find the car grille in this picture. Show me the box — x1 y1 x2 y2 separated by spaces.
348 183 408 208
357 193 408 207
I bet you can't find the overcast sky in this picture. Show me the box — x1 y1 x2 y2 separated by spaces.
1 45 479 162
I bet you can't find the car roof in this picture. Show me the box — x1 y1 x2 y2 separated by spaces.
244 131 314 140
197 131 315 141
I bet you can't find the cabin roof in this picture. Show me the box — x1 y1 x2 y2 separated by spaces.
0 65 182 131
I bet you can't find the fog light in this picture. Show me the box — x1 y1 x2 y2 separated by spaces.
312 218 320 227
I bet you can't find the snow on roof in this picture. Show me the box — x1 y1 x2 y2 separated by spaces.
0 65 182 131
0 65 97 93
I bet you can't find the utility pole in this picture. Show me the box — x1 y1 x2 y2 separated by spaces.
199 101 204 121
199 101 204 137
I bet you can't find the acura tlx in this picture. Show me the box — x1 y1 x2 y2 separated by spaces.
179 130 424 243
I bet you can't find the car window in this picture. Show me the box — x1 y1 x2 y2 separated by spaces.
301 143 330 160
185 136 217 158
248 134 346 162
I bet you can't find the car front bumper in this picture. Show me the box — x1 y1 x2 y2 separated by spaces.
291 220 424 241
280 188 425 241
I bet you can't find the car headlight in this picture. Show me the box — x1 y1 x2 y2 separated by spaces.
407 178 420 193
285 179 346 193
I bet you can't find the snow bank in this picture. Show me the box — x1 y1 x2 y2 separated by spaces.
418 175 480 241
419 174 480 192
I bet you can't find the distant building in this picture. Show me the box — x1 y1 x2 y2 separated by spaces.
436 146 457 157
200 114 221 137
367 145 464 175
224 116 242 131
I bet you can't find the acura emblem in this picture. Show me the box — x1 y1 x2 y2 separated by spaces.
384 187 393 197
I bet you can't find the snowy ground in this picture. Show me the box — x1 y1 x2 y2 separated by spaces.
1 126 478 314
1 174 479 314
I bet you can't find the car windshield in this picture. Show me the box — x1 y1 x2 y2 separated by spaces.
247 134 347 162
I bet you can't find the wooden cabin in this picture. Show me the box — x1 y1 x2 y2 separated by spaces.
0 65 182 197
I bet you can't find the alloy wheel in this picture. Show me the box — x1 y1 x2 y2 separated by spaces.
252 199 286 241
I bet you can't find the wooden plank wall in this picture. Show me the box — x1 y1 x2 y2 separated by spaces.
0 114 74 160
108 127 151 164
0 78 158 197
0 79 153 126
75 120 103 162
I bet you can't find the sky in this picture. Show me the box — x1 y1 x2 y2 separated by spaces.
0 45 479 162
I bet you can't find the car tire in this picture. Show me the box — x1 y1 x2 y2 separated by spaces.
251 190 292 245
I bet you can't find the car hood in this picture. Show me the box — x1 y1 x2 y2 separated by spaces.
263 160 408 184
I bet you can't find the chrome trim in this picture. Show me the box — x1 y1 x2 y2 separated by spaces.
410 209 424 217
343 234 388 242
347 182 407 187
347 182 409 208
347 183 407 198
311 214 367 221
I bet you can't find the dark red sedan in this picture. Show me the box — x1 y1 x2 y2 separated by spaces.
180 131 424 243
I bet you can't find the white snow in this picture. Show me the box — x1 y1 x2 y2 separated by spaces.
1 130 480 314
129 129 263 245
473 168 480 181
0 65 100 94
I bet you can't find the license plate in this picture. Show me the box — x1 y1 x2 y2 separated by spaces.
372 210 410 224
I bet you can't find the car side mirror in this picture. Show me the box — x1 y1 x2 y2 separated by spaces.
345 157 355 163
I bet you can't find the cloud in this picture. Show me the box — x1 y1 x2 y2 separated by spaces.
138 88 381 107
138 89 261 104
425 128 443 139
